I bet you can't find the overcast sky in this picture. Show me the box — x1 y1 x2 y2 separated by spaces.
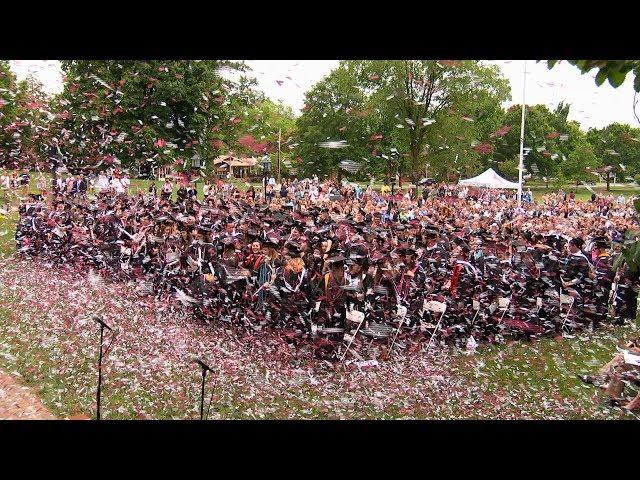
9 59 639 130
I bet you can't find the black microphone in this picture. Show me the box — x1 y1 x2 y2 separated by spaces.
91 315 113 332
194 358 213 372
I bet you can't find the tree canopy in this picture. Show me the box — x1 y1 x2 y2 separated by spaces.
3 59 640 190
47 60 254 175
295 60 510 183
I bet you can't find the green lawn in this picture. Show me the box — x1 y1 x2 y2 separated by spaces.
528 183 640 202
0 168 639 418
0 265 636 419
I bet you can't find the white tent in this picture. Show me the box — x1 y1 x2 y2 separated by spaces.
458 168 520 189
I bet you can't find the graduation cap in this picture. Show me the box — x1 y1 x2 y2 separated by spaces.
285 242 302 255
395 244 415 255
327 255 346 264
423 225 441 236
452 236 469 248
261 239 279 250
591 236 609 249
246 228 262 239
569 237 584 249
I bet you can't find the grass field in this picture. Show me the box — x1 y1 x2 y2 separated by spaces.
0 253 636 419
0 169 638 419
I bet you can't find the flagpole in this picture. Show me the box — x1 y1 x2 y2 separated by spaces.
517 60 527 208
277 128 282 183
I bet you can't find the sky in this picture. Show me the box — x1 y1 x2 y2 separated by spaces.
9 59 639 130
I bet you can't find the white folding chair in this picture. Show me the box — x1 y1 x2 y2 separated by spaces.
423 300 448 355
340 308 366 361
389 304 408 354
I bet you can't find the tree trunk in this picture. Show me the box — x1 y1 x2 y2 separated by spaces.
606 172 611 191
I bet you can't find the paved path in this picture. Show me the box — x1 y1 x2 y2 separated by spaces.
0 369 56 419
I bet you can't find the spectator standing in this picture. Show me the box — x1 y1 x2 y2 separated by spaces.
161 179 173 200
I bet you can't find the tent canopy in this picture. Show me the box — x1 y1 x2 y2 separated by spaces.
458 168 520 189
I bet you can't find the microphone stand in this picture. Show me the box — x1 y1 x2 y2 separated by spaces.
195 358 213 420
92 315 113 420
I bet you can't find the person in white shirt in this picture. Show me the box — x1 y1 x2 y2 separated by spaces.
161 180 173 199
202 181 211 199
56 177 66 194
120 176 131 194
37 175 47 195
94 173 109 193
110 177 125 194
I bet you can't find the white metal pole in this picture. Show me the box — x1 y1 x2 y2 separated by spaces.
517 60 527 208
277 128 282 183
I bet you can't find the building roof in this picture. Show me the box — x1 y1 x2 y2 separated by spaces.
213 155 258 168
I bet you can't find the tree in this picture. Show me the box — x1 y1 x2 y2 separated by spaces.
49 60 251 176
0 61 21 167
0 66 53 171
419 112 483 181
492 104 566 187
497 156 520 181
548 60 640 130
295 65 371 180
561 139 601 185
347 60 510 183
239 99 297 179
550 60 640 275
586 122 640 190
295 60 510 183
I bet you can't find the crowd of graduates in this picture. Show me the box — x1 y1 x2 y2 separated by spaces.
14 174 640 358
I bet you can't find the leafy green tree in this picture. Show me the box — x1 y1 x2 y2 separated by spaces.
586 122 640 189
561 139 601 185
0 66 52 170
347 60 510 183
0 61 21 167
420 112 482 181
492 104 565 187
295 60 510 183
49 60 250 176
550 60 640 275
12 76 52 170
238 98 297 179
295 64 371 180
497 156 520 181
